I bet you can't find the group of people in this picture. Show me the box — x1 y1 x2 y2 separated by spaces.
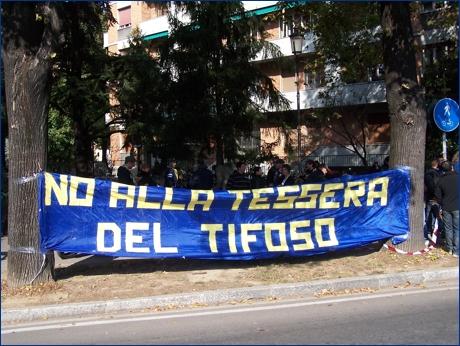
299 159 341 182
225 158 342 190
225 159 299 190
424 153 459 258
117 155 371 191
367 156 390 174
117 156 160 187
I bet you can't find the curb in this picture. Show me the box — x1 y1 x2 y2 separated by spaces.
2 267 458 323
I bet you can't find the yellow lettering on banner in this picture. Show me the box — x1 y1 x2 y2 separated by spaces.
97 223 122 252
229 191 251 210
126 222 150 253
201 224 223 253
162 188 185 210
109 183 136 208
319 183 343 209
188 190 214 211
295 184 322 209
68 176 94 207
290 220 314 251
153 223 178 253
314 218 339 247
274 185 300 209
137 186 161 209
241 223 262 252
228 224 237 253
343 181 365 207
45 173 68 206
367 177 389 206
264 223 289 251
249 188 273 210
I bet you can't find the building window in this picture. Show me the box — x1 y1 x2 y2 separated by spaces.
147 2 168 17
304 69 319 89
368 64 385 82
420 1 450 13
279 13 312 38
118 7 131 29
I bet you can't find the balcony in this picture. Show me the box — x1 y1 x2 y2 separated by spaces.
118 27 132 42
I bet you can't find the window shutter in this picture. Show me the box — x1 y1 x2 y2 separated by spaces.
119 7 131 28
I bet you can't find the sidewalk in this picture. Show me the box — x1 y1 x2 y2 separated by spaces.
2 267 458 323
2 235 459 323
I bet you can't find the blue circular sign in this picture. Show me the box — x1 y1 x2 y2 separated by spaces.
433 98 459 132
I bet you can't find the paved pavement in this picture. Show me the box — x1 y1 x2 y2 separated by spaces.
1 235 459 323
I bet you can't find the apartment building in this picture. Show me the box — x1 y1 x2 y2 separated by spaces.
102 1 455 171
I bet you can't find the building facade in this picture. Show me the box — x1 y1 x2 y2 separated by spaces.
102 1 456 173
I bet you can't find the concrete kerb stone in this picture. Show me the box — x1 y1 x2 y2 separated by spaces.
2 267 458 323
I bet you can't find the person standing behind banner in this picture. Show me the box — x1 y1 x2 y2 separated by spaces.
266 158 284 187
305 163 327 183
226 162 251 190
434 161 459 258
424 158 440 245
452 151 459 172
250 166 266 189
278 164 296 186
190 159 214 190
368 159 381 174
436 154 446 175
137 162 158 186
164 158 180 188
117 156 136 185
381 156 390 171
300 159 316 181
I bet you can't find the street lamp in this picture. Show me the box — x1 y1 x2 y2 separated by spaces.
289 26 303 176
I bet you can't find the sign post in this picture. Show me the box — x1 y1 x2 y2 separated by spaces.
433 98 459 159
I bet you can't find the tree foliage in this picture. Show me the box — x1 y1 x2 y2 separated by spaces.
273 1 385 166
159 1 290 165
106 28 166 163
50 1 115 177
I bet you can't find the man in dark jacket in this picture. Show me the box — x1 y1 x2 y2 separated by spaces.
117 156 136 185
226 162 250 190
305 163 327 183
266 159 284 187
434 161 459 257
424 158 440 244
250 166 266 189
190 159 214 190
164 158 180 188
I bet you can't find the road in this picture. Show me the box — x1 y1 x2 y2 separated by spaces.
2 279 458 345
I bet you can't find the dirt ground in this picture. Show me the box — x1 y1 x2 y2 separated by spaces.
1 243 458 311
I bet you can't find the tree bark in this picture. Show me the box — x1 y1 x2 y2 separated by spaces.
381 2 427 252
69 7 92 178
2 2 62 287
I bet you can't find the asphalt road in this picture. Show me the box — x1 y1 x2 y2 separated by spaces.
2 279 458 345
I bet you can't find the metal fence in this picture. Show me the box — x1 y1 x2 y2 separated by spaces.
305 154 389 168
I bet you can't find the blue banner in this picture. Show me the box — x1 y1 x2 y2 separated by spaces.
38 169 410 260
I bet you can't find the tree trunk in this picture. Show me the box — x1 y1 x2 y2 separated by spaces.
2 2 62 287
381 2 427 252
70 10 92 178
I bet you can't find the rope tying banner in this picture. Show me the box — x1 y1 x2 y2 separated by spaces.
384 218 439 255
